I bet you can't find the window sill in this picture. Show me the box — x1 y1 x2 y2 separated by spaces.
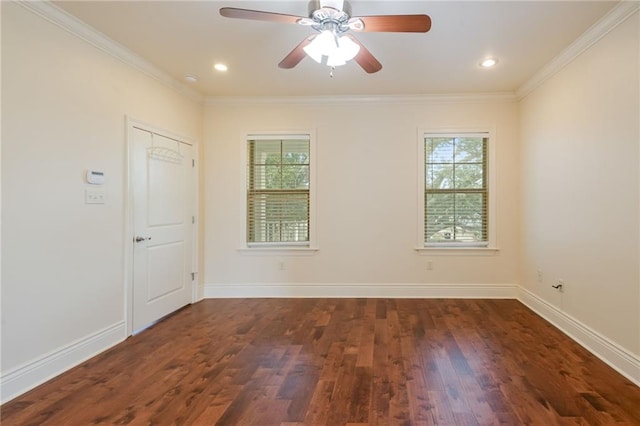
238 246 319 256
414 246 499 256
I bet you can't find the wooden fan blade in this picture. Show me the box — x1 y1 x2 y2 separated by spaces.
356 14 431 32
278 35 316 69
344 34 382 73
220 7 304 25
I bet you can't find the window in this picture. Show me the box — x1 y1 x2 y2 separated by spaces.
423 134 489 247
247 135 310 246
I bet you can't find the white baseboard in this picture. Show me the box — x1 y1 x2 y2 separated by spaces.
518 287 640 387
0 321 126 404
204 282 518 299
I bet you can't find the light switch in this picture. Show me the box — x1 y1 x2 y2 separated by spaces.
85 189 105 204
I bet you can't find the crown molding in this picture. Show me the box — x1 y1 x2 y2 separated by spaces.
16 0 204 104
517 1 640 100
205 92 517 107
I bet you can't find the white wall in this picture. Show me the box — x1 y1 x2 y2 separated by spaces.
1 2 202 401
203 97 520 296
519 11 639 361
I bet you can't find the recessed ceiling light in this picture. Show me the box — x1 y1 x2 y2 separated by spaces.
480 58 498 68
214 63 228 72
184 74 198 83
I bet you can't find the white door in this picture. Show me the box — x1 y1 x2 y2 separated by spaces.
131 127 194 332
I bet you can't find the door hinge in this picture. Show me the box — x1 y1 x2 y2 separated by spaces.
192 216 195 224
191 272 195 280
192 159 195 167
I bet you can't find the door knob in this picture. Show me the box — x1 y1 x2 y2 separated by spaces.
134 236 151 243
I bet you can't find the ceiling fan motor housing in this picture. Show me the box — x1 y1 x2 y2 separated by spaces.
310 8 350 34
309 0 352 16
305 1 365 34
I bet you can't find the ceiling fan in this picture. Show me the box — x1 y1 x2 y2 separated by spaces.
220 0 431 74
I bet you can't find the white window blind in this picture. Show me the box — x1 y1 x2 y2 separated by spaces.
424 134 488 246
247 136 310 245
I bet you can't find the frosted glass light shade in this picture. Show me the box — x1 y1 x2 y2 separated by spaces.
304 31 335 63
303 31 360 67
326 55 347 67
337 35 360 61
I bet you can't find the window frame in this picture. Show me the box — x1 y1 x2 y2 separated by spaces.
416 129 498 255
239 131 318 254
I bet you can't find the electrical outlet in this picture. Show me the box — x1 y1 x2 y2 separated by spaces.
427 260 433 271
278 261 285 271
537 269 543 283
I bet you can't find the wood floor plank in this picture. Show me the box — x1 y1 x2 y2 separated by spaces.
355 299 376 368
3 298 640 425
371 317 391 425
301 379 335 425
386 304 412 425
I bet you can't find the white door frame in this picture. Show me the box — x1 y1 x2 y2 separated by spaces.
124 116 200 337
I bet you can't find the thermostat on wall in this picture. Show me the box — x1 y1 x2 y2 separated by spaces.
86 170 105 185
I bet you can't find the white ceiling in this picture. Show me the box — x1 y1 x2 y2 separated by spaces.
54 1 617 97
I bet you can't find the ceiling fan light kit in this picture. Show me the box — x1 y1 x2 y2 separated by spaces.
303 30 360 66
219 0 431 74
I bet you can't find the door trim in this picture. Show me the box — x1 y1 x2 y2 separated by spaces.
124 116 199 337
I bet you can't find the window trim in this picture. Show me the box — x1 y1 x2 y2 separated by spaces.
415 128 498 254
239 130 318 253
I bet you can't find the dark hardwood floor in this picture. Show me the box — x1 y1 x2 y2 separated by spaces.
2 298 640 425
